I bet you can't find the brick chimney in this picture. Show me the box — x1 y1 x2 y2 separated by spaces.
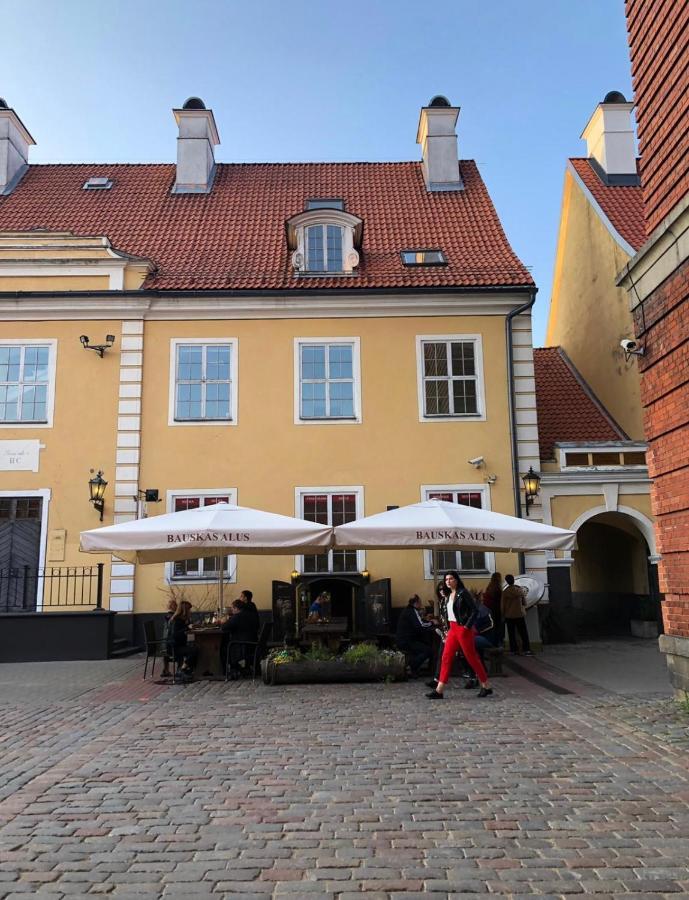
172 97 220 194
581 91 638 184
0 98 35 195
416 95 463 192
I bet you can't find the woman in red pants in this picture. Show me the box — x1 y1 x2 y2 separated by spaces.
427 570 492 699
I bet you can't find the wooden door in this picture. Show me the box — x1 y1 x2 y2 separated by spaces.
0 497 43 611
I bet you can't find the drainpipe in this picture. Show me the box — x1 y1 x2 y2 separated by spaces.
506 288 537 575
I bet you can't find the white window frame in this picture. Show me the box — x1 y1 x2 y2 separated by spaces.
165 488 238 583
294 485 365 574
420 483 494 579
415 334 486 422
305 223 345 273
293 337 362 425
558 444 648 471
168 338 238 427
0 339 57 430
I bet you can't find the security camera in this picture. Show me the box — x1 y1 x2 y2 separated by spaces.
468 456 485 468
620 338 645 357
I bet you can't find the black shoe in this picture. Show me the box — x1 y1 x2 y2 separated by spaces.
464 678 478 689
426 690 444 700
477 687 493 698
426 679 438 689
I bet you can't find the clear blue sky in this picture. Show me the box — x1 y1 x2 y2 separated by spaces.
2 0 633 344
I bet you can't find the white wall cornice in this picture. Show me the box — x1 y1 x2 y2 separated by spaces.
0 290 533 322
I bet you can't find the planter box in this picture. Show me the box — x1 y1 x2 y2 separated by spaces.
630 619 659 639
262 657 406 685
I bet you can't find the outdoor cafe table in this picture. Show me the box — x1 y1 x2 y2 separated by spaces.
189 626 224 679
301 618 348 649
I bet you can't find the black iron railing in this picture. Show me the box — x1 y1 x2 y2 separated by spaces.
0 564 104 613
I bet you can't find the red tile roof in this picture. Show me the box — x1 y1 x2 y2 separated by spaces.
569 158 646 252
0 161 533 292
534 347 627 460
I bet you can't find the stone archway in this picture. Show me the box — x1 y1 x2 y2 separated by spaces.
569 509 657 638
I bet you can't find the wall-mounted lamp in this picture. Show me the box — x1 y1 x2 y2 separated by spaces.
361 569 370 583
80 334 116 358
89 470 108 521
521 466 541 516
290 569 300 583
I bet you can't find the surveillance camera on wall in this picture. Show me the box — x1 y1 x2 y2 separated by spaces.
468 456 485 468
620 338 645 357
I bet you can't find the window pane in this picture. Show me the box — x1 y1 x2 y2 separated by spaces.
460 551 486 571
423 343 447 377
452 379 478 415
306 226 325 271
425 380 449 415
451 342 475 377
301 345 326 380
0 345 50 422
328 345 352 379
402 249 446 266
326 225 343 272
623 451 646 465
428 492 453 502
306 198 344 210
591 452 622 466
456 492 482 509
331 493 356 527
303 494 329 525
565 452 589 466
332 549 357 572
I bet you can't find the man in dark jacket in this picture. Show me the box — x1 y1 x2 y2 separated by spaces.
240 589 260 637
220 598 259 677
396 595 435 677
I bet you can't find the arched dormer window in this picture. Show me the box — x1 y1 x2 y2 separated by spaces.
285 208 363 275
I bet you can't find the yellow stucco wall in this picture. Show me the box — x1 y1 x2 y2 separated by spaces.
132 315 520 612
546 170 644 439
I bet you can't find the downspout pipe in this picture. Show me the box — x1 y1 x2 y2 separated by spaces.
506 288 538 575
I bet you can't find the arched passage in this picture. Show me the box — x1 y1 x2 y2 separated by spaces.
569 510 659 637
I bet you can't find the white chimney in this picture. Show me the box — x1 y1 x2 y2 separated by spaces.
416 95 463 192
172 97 220 194
581 91 637 180
0 98 35 195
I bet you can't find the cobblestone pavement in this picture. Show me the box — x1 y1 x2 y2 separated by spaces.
1 650 688 899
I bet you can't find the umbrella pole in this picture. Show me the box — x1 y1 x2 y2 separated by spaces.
432 548 440 617
217 556 224 617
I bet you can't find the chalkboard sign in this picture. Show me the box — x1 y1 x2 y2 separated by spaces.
362 578 391 636
272 580 296 642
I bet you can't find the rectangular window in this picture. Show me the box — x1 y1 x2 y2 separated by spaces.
305 224 344 272
419 338 480 417
623 451 646 466
170 339 237 426
425 489 488 574
564 452 590 467
306 198 345 210
0 344 50 423
301 491 358 573
169 494 234 580
298 341 357 420
590 452 622 466
401 249 446 266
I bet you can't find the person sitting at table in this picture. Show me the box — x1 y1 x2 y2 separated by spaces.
306 592 326 624
395 594 435 677
161 597 177 678
220 598 258 678
170 600 198 680
240 589 260 635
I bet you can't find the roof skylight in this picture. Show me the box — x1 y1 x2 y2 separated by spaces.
306 198 344 211
83 177 113 191
401 249 447 266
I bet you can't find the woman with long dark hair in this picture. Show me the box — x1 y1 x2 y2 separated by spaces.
427 570 492 699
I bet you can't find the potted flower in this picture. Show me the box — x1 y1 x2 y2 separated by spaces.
262 642 406 685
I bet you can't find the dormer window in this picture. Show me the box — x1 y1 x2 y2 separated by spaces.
82 177 113 191
401 249 447 266
286 208 363 276
306 224 343 273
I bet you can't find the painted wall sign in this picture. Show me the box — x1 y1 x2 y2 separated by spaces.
0 440 41 472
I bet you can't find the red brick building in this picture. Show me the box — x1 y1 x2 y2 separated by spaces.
618 1 689 692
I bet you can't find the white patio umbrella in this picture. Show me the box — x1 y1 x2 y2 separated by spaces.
80 502 333 612
333 499 575 552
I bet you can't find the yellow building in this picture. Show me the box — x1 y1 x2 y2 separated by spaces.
540 94 657 641
0 95 543 656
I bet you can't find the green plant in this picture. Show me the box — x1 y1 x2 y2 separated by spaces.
267 648 304 666
679 690 689 716
342 642 381 665
303 644 335 662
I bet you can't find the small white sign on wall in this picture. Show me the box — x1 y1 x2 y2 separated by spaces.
0 440 41 472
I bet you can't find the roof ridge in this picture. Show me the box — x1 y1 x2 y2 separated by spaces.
555 347 629 440
24 159 483 169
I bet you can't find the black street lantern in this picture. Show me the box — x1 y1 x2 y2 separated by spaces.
89 470 108 521
521 466 541 516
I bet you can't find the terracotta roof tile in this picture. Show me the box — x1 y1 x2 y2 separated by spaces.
0 161 533 292
534 347 627 460
569 158 646 252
